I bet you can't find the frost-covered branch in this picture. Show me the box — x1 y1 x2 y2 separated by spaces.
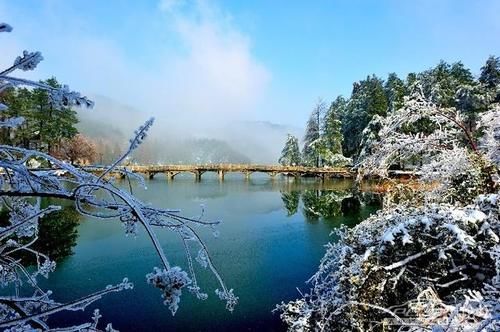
278 193 500 331
0 22 236 331
357 88 498 205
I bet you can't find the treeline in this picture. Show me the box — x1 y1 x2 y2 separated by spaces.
279 55 500 167
0 77 97 164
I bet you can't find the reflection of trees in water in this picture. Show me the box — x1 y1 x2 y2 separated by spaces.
302 190 344 221
281 191 300 216
35 206 80 262
0 206 80 264
281 188 383 221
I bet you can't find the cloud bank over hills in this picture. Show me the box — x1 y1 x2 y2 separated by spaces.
78 95 302 164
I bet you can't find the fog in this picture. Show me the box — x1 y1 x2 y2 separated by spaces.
77 95 303 164
1 0 305 165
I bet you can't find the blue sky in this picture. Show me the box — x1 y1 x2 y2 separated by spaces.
1 0 500 128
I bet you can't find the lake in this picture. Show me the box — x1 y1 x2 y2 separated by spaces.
40 174 380 331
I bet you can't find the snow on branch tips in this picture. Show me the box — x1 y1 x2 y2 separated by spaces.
357 87 498 205
279 65 499 331
278 194 500 331
0 23 236 331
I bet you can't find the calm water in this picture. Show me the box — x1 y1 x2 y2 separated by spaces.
38 174 380 331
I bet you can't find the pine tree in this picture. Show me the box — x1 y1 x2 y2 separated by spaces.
302 101 325 166
341 75 388 157
278 134 301 166
323 98 344 155
0 77 79 152
417 61 475 108
34 77 79 154
365 75 388 117
384 73 406 113
479 55 500 89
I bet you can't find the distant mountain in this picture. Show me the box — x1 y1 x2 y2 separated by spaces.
76 95 303 164
209 120 303 163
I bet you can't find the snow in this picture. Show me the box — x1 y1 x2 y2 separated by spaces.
0 22 236 330
442 223 476 246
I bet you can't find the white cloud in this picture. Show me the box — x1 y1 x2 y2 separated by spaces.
160 1 270 120
0 0 271 133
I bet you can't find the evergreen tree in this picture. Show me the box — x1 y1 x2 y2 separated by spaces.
341 75 388 157
384 73 406 113
450 62 475 85
279 134 301 166
365 75 388 117
417 61 474 108
455 83 489 132
323 98 344 154
405 72 418 95
0 77 79 152
33 78 79 153
302 101 325 166
0 87 34 147
479 55 500 89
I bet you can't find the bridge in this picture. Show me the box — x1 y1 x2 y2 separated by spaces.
109 164 354 181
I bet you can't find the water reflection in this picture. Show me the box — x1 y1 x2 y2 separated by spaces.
281 184 382 222
35 206 80 262
280 191 300 216
0 206 80 264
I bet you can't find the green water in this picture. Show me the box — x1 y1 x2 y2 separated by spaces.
38 174 380 331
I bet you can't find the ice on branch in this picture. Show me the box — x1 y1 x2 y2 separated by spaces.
146 267 192 315
129 117 155 151
277 193 500 331
0 22 234 331
479 106 500 167
14 50 43 72
357 88 497 205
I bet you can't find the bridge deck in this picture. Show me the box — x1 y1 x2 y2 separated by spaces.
30 164 415 181
124 164 351 175
117 164 354 180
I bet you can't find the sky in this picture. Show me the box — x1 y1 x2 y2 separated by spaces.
1 0 500 129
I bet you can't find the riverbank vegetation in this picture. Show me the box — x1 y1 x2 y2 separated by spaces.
279 57 500 169
277 58 500 331
0 23 237 331
0 77 99 165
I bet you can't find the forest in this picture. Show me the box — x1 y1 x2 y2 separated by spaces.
277 56 500 330
280 57 500 170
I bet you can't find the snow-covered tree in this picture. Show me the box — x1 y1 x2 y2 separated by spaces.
479 106 500 168
341 75 388 157
301 98 351 167
417 61 475 108
357 87 497 204
384 72 406 113
479 55 500 90
302 101 325 167
278 193 500 331
0 23 236 331
324 97 346 151
278 63 500 331
279 134 301 166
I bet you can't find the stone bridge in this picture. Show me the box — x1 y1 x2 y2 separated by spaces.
110 164 354 181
